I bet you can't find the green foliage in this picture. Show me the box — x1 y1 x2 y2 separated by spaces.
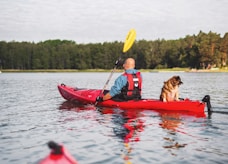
0 31 227 70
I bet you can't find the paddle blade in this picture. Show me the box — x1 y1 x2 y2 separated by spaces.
123 29 136 53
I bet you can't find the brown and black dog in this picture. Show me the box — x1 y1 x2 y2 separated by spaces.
160 76 183 102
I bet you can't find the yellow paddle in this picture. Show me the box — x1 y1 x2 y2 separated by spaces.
95 29 136 104
123 29 136 53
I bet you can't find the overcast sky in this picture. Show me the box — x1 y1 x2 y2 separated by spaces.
0 0 227 43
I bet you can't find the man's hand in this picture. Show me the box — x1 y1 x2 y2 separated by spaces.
96 96 103 102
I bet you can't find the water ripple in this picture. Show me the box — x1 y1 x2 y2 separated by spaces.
0 73 228 163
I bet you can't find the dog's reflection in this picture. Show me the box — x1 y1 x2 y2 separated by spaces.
159 112 188 155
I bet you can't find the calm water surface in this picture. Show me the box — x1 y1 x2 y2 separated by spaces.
0 72 228 164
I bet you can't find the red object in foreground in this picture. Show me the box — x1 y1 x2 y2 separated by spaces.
39 141 78 164
57 84 206 116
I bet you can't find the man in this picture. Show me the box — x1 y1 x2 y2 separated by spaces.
98 58 142 102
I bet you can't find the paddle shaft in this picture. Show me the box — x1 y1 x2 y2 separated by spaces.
95 29 136 105
98 57 121 98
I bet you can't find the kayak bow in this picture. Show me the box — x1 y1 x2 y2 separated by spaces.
39 141 78 164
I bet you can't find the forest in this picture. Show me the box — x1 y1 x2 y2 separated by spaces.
0 31 227 70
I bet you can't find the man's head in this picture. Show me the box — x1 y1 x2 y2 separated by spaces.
123 58 135 70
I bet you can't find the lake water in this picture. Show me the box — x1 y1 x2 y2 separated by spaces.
0 72 228 164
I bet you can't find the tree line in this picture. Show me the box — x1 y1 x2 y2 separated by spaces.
0 31 227 70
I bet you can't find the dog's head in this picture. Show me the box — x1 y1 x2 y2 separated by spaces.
169 76 183 86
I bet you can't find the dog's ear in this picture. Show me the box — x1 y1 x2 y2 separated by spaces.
169 76 176 85
175 76 180 80
176 76 183 85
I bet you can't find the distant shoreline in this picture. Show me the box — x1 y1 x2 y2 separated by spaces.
1 68 228 73
150 67 228 73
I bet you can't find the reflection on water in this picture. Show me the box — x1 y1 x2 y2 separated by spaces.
159 112 188 156
60 102 145 164
98 107 145 164
59 101 96 112
59 101 210 163
1 72 228 164
159 113 182 132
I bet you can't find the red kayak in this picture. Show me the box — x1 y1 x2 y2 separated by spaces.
58 84 211 115
39 141 78 164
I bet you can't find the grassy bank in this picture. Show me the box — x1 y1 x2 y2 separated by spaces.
1 67 228 73
146 67 228 73
1 69 111 73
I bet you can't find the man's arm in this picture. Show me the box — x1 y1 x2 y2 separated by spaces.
103 92 112 101
102 75 127 101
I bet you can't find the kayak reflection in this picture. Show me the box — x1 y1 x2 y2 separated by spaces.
98 107 145 164
59 101 96 112
58 101 206 162
59 101 145 164
98 108 145 143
